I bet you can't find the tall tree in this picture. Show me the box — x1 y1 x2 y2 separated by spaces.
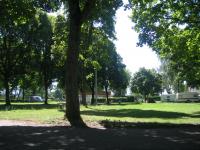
0 0 36 105
65 0 122 126
81 27 128 105
65 0 97 126
159 58 185 94
51 15 68 89
0 0 62 105
111 69 131 97
32 12 54 104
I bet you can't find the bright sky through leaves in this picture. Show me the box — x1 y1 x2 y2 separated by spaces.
49 1 161 75
114 1 161 74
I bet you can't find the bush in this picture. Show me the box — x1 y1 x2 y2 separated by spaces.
110 97 127 103
126 96 135 102
97 98 106 103
110 96 136 103
148 96 161 101
96 96 139 104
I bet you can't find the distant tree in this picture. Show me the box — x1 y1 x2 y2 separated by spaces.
81 27 129 105
159 59 185 94
0 0 61 105
0 0 36 105
131 68 162 102
112 69 131 97
51 15 68 90
31 12 54 104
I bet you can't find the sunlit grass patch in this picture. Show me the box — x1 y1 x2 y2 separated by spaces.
0 102 199 125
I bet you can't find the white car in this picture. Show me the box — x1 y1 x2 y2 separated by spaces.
29 96 44 102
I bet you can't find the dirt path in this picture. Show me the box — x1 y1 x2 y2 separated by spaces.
0 120 200 150
0 120 46 126
0 120 105 129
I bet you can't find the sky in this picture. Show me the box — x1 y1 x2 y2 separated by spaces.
114 3 161 75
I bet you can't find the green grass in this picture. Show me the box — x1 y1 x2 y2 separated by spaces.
81 103 200 124
0 101 200 125
0 101 64 124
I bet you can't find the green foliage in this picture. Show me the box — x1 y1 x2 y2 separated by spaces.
97 96 136 103
79 22 130 104
148 96 161 101
0 0 61 104
0 0 39 104
96 98 106 103
131 68 162 101
126 96 135 102
53 88 64 101
129 0 200 87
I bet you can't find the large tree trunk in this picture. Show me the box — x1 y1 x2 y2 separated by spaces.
5 77 10 105
65 1 86 127
17 89 21 100
105 85 110 105
90 83 95 105
81 89 87 106
22 88 25 102
44 68 48 104
44 80 48 105
80 74 87 106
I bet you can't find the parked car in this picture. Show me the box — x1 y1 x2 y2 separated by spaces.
29 96 44 102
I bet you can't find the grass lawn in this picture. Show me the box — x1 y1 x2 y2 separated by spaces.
0 101 63 124
81 103 200 125
0 101 200 125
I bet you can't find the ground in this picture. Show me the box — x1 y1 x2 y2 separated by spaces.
0 120 200 150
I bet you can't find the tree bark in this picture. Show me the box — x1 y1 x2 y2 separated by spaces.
90 83 95 105
43 64 48 104
22 88 25 102
80 72 87 106
17 89 21 100
81 89 87 106
44 80 48 104
65 1 86 127
4 76 10 105
105 85 110 105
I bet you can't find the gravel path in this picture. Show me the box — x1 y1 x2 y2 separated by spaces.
0 120 45 126
0 120 200 150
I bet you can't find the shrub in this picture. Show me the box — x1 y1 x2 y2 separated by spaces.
97 98 106 103
126 96 135 102
149 96 161 101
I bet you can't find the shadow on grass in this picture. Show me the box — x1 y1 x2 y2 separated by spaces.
97 102 141 106
81 109 196 119
0 126 199 150
100 120 200 129
0 104 59 111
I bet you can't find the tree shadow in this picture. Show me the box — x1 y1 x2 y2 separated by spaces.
0 104 59 111
81 109 192 119
100 120 200 129
191 111 200 118
0 126 199 150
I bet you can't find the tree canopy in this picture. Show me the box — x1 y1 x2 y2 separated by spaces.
129 0 200 88
0 0 130 127
131 68 162 102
